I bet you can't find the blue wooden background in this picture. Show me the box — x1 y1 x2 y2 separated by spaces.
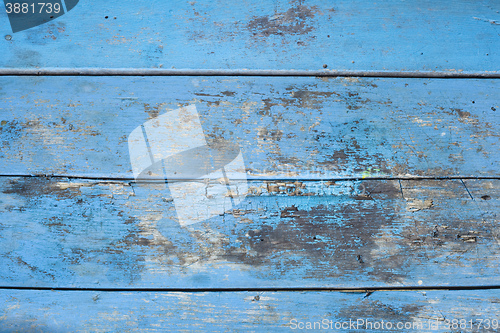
0 0 499 331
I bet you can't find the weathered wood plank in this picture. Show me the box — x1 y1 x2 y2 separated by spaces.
399 179 500 282
1 289 500 332
0 0 499 73
0 177 498 288
462 179 500 221
0 76 498 178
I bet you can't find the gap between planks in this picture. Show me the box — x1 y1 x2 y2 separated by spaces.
1 68 500 78
0 174 499 182
1 286 500 292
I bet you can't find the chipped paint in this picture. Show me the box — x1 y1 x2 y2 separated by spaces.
406 199 434 212
0 77 498 178
247 2 319 37
1 177 498 288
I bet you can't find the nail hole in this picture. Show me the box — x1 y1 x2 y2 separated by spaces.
481 195 491 200
105 16 109 19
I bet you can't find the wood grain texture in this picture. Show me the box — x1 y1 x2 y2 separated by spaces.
0 76 498 178
0 177 498 288
0 0 499 73
1 289 500 332
1 0 499 326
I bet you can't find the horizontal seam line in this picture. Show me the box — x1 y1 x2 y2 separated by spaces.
1 286 500 292
0 175 498 181
0 69 500 78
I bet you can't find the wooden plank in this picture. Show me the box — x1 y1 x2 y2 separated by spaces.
399 179 500 282
462 179 500 222
0 177 498 288
1 289 500 332
0 0 499 73
0 76 498 178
